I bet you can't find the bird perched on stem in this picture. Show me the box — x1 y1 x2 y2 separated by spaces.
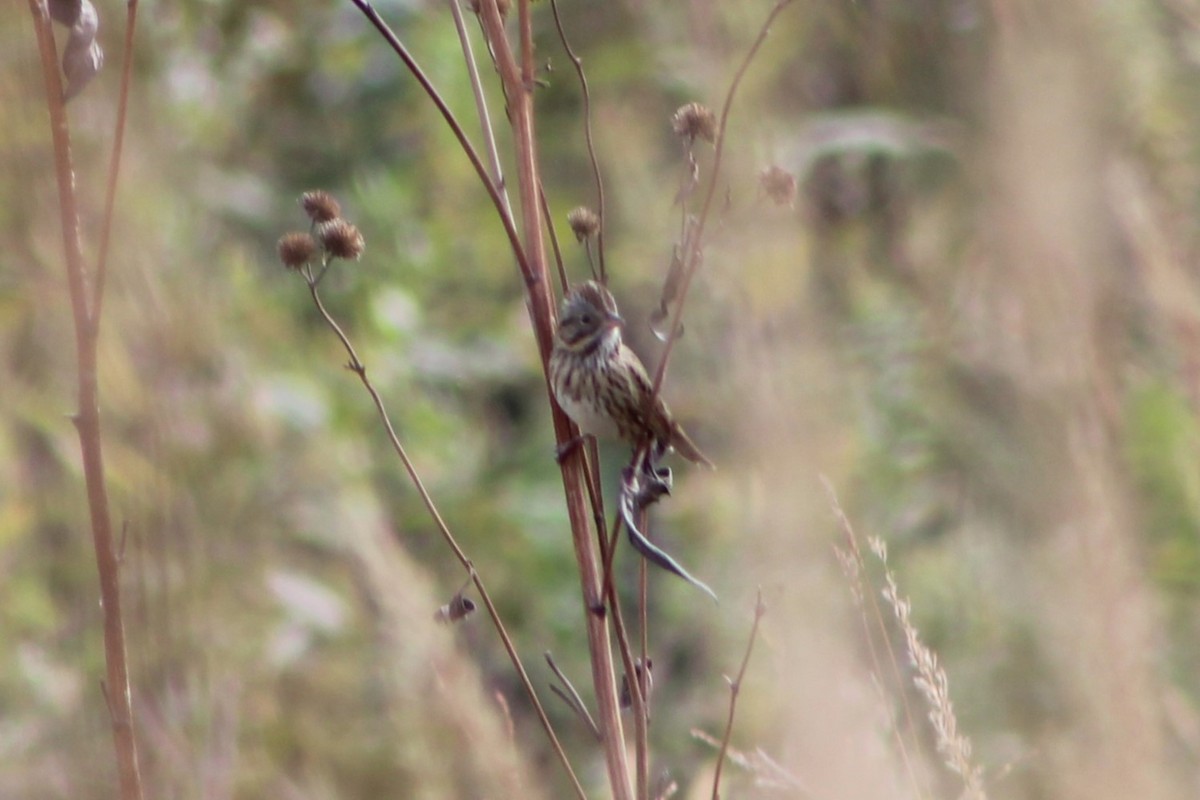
549 281 713 468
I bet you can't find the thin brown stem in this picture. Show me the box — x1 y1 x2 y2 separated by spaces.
539 180 571 296
305 274 586 800
447 0 513 219
27 3 144 799
591 468 652 800
638 517 649 670
603 522 650 800
92 0 139 325
711 590 766 800
637 550 649 800
546 651 601 740
650 0 795 399
580 440 611 596
548 0 606 283
583 239 599 282
599 490 623 614
636 505 653 800
348 0 532 285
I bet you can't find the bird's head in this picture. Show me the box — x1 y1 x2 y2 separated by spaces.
556 281 624 355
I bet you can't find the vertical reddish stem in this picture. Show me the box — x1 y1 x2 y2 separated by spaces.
477 1 632 797
26 4 144 799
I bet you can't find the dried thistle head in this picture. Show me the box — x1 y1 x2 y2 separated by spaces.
316 219 365 260
277 232 317 269
466 0 511 17
566 206 601 242
433 591 477 624
671 102 717 144
759 165 797 207
619 658 653 709
300 190 342 223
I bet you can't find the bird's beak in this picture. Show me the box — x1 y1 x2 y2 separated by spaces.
604 312 624 329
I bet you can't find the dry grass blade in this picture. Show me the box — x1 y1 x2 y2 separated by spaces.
870 538 987 799
823 476 931 799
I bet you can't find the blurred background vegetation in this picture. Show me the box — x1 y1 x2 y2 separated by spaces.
4 0 1200 797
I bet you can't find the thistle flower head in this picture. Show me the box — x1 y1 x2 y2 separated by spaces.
759 165 797 207
316 219 365 261
277 232 317 270
566 206 601 242
300 190 342 224
671 102 717 144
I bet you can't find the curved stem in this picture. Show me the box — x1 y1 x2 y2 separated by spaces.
650 0 795 399
306 277 586 799
348 0 533 285
447 0 512 219
548 0 606 283
539 180 571 296
92 0 139 326
711 590 766 800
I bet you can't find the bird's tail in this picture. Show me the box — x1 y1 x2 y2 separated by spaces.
670 423 715 469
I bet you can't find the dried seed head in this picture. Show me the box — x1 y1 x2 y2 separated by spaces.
300 190 342 223
566 206 601 242
277 232 317 269
619 658 653 709
316 218 365 260
671 102 717 144
759 165 797 207
434 592 477 624
466 0 511 17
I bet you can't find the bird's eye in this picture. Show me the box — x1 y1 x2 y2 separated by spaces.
580 314 593 326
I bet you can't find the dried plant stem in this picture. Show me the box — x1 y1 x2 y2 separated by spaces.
26 3 145 799
447 0 512 219
601 519 650 800
348 0 532 285
633 503 652 798
539 181 572 295
585 472 651 800
476 0 632 796
583 435 608 546
545 651 601 740
304 275 586 800
585 468 650 800
711 590 766 800
650 0 795 399
548 0 607 283
637 552 650 799
92 0 139 323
